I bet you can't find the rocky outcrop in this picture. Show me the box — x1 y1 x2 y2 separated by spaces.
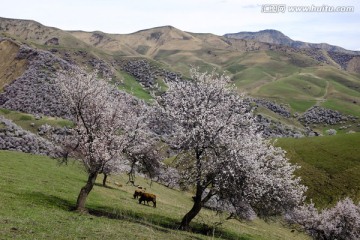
122 60 155 87
254 98 291 118
0 45 71 118
119 59 181 87
256 114 304 138
298 106 357 125
328 51 354 70
0 116 62 157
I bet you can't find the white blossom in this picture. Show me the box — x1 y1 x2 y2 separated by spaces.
288 198 360 240
56 67 153 210
154 68 306 229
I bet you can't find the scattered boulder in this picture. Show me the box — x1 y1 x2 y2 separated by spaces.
325 129 337 135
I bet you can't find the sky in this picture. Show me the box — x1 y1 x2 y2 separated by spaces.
1 0 359 50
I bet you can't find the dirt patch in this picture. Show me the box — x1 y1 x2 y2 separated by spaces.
0 39 28 91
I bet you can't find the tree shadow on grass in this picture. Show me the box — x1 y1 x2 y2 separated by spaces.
19 191 75 211
88 205 246 240
94 183 117 190
20 192 248 240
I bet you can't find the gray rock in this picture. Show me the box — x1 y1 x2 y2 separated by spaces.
0 116 63 157
254 98 291 118
0 45 71 118
298 106 355 125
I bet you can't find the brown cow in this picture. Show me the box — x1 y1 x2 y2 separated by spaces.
133 189 145 199
139 192 156 208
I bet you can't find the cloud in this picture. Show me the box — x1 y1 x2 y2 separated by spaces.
242 4 260 9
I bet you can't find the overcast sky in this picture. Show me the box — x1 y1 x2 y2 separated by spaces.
1 0 359 50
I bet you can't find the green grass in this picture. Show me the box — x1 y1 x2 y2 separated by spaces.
322 99 360 117
116 71 153 101
257 74 325 99
276 133 360 208
0 108 73 133
155 78 168 93
226 64 246 74
287 99 317 113
0 150 309 240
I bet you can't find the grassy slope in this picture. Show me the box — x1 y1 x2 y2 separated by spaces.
0 151 309 240
0 108 73 133
153 47 360 116
228 51 360 115
276 133 360 208
115 70 153 101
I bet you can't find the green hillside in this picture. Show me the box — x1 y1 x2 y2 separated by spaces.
277 133 360 208
151 46 360 116
0 151 309 240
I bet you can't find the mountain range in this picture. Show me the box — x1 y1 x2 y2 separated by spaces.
224 29 359 55
1 16 360 135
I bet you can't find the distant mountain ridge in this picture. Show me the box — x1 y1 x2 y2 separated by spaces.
224 29 359 55
1 16 360 119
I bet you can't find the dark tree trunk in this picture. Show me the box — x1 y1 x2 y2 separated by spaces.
179 178 206 230
179 197 203 230
75 172 98 212
179 148 206 230
179 181 214 230
102 173 108 187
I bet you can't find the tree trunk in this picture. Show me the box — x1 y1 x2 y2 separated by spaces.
179 197 203 230
75 172 98 212
179 182 214 230
179 180 205 230
179 148 205 230
102 173 108 187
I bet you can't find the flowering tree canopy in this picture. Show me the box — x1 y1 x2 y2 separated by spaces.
57 68 152 211
154 68 306 230
287 198 360 240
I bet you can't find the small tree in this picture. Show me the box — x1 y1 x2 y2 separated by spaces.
99 158 127 187
57 68 149 212
154 69 306 230
288 198 360 240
